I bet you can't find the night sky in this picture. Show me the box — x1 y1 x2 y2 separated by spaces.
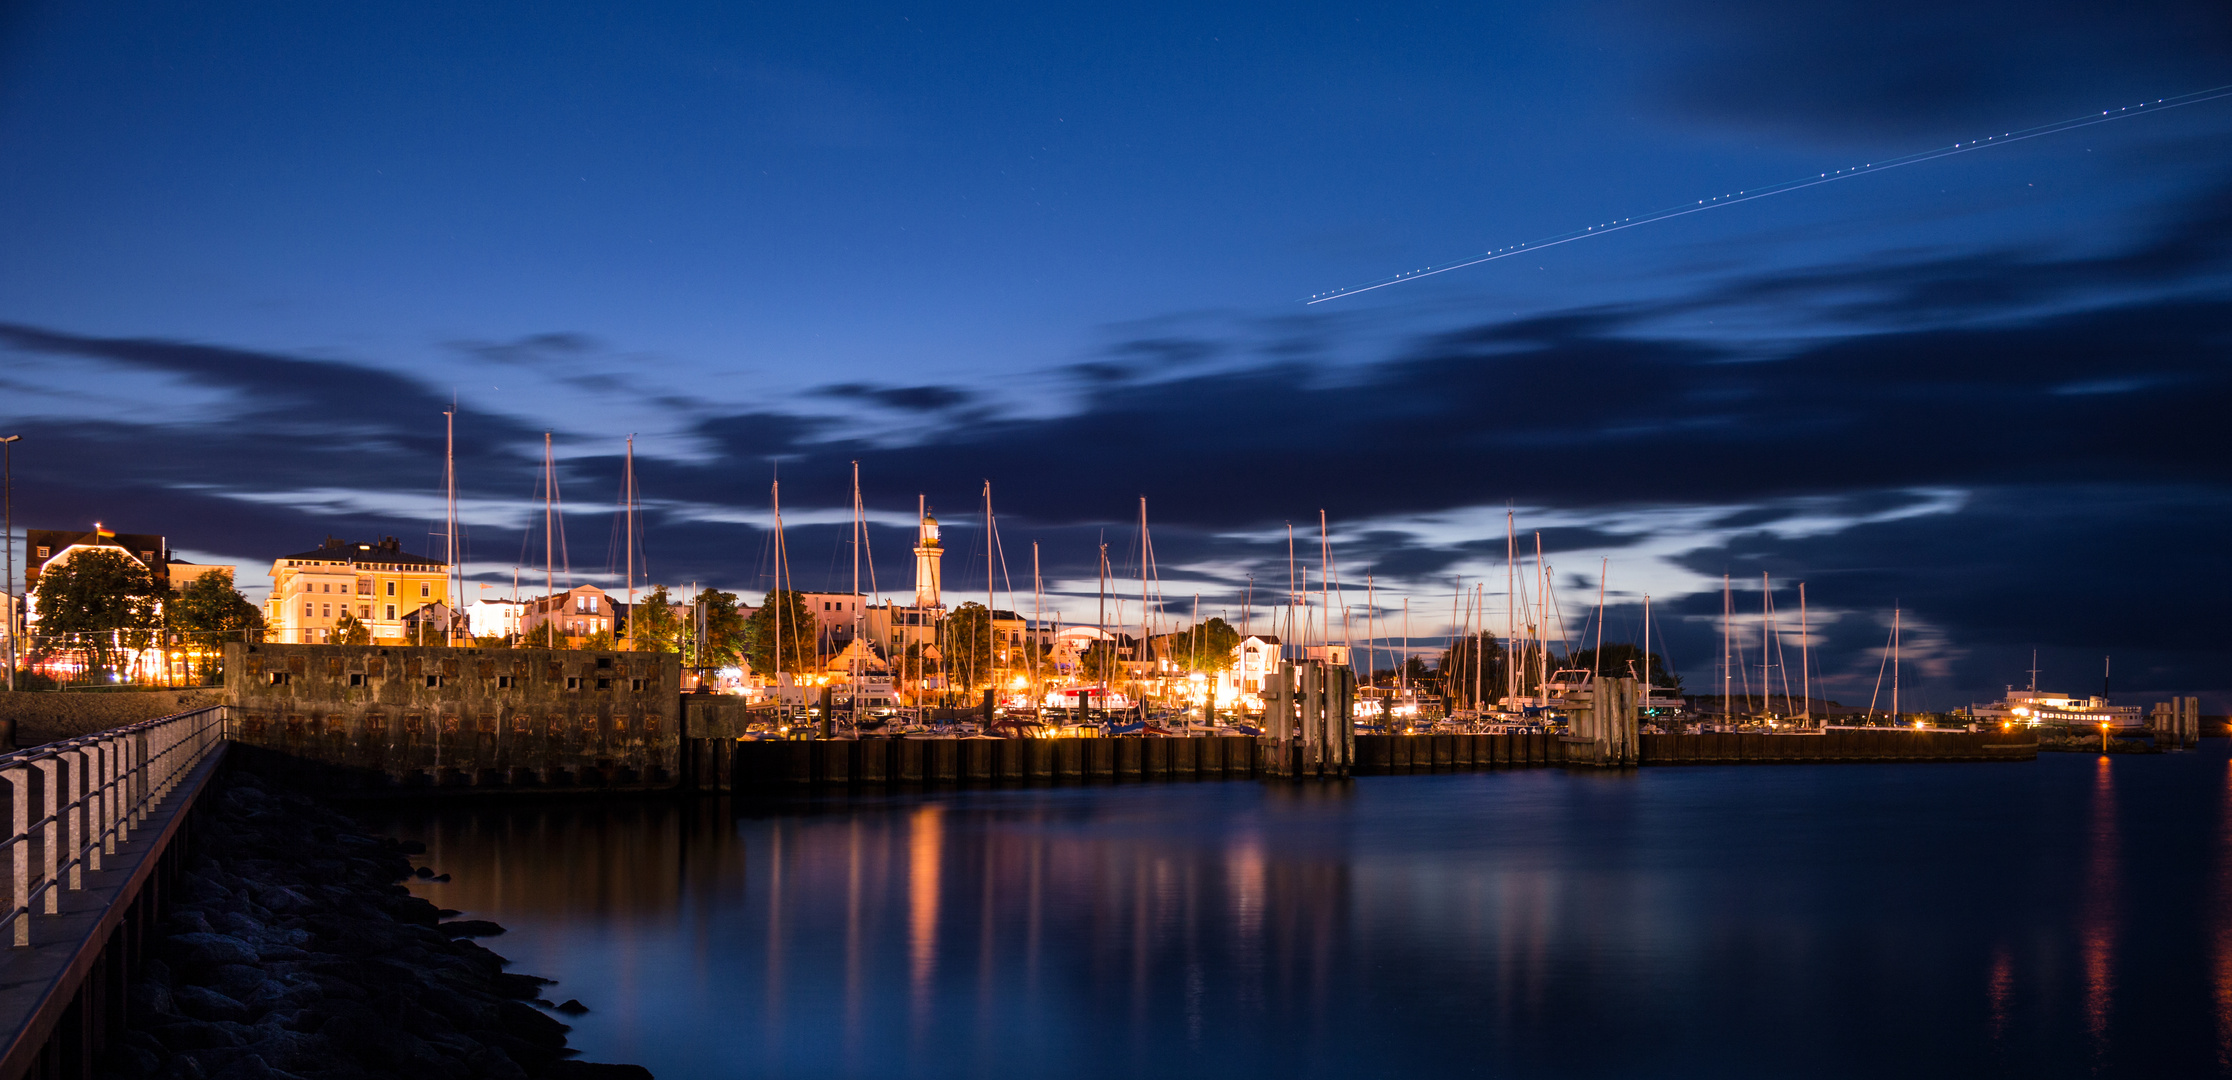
2 1 2227 708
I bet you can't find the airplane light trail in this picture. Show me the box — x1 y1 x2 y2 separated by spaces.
1304 83 2232 305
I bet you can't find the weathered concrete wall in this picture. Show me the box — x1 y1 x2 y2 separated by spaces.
0 688 223 748
224 642 680 791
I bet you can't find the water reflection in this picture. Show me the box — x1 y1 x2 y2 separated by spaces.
381 747 2232 1080
2083 755 2118 1050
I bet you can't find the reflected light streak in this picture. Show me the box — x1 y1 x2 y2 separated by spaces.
909 805 943 1016
2082 756 2117 1050
2215 761 2232 1068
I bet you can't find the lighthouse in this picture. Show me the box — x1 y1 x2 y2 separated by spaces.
913 497 942 608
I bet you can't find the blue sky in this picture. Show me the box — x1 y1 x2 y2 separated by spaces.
3 0 2228 706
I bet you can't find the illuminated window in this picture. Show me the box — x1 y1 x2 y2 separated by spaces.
35 546 49 559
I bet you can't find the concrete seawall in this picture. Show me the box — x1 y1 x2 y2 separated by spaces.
701 728 2037 792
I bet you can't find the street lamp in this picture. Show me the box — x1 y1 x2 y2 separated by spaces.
1 434 17 692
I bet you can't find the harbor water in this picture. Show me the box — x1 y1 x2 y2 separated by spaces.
387 741 2232 1078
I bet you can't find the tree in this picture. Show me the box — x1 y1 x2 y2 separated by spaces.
741 589 814 675
939 602 996 689
170 570 264 640
629 585 684 652
472 632 513 649
169 569 266 683
33 549 161 680
1438 632 1508 709
580 627 617 651
331 611 373 645
1562 643 1681 691
1079 632 1128 683
1166 617 1239 674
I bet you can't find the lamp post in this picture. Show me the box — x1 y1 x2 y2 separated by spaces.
1 435 17 692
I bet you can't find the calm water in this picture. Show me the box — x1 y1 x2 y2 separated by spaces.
384 742 2232 1079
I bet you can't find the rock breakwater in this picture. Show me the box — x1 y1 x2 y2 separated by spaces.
102 770 650 1080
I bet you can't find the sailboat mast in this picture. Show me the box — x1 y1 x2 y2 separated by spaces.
1799 583 1811 723
852 462 863 722
1535 531 1548 707
1721 574 1731 724
1032 541 1042 718
1891 606 1901 721
1475 581 1485 713
1762 572 1772 718
543 433 554 645
988 481 998 693
1285 522 1297 661
624 435 636 650
1401 597 1409 695
773 479 785 699
444 407 458 645
1318 510 1331 667
1505 512 1517 704
1139 497 1150 704
1592 558 1606 685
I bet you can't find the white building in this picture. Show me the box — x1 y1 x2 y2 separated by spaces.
466 598 526 640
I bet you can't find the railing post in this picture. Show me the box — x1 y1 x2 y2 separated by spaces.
65 746 84 889
101 737 119 855
8 765 26 947
32 759 56 915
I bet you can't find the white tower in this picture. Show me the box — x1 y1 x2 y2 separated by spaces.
913 499 942 608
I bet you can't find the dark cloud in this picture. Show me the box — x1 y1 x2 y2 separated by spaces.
1614 0 2232 136
811 382 974 412
450 333 600 366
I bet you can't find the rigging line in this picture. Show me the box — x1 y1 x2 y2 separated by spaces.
1306 82 2232 304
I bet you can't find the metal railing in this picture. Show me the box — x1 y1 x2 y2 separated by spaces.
0 706 226 946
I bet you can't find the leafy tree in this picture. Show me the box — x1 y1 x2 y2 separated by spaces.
1437 632 1508 709
170 570 264 640
524 621 565 649
580 627 617 651
940 602 996 689
1079 633 1129 683
628 586 684 652
331 611 373 645
1166 617 1239 674
1562 643 1681 691
472 632 512 649
33 549 160 679
741 589 814 674
168 569 267 683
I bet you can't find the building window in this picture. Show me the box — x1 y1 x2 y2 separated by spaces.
386 604 397 620
302 603 313 619
358 605 370 618
322 603 332 618
35 546 49 559
421 583 430 598
386 581 397 596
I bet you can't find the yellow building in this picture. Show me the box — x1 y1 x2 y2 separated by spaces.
267 537 451 644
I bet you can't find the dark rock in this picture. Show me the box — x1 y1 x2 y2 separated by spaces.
116 776 647 1080
489 973 549 999
164 934 260 969
553 1000 589 1015
131 980 182 1021
541 1062 656 1080
152 1019 247 1052
174 987 252 1024
204 965 267 1001
495 1001 570 1047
